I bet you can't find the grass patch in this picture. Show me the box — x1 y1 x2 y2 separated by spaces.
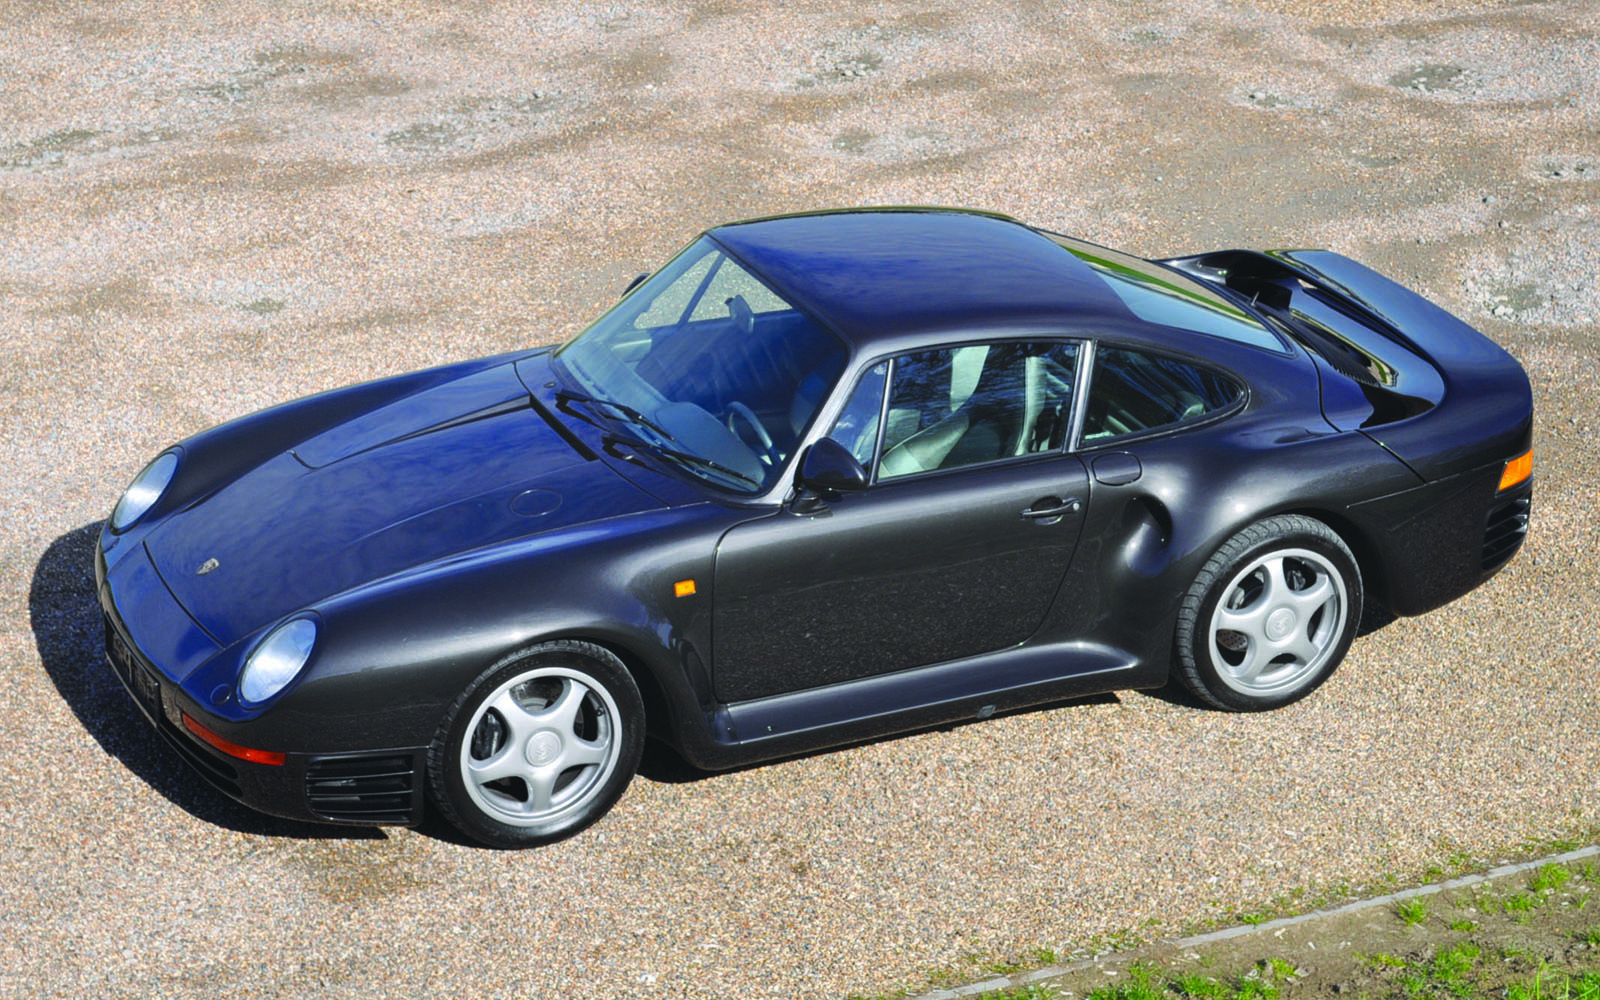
858 851 1600 1000
1506 970 1600 1000
1069 961 1295 1000
1532 865 1574 894
1398 898 1431 925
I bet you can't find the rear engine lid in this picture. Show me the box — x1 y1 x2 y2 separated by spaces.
1163 249 1532 481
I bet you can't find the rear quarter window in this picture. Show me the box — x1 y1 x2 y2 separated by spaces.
1081 347 1244 445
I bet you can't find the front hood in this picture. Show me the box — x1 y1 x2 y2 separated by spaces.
147 363 664 644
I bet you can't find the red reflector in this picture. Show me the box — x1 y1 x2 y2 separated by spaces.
1498 449 1532 492
182 712 286 766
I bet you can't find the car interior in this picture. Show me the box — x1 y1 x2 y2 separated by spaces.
832 341 1080 480
1080 347 1242 443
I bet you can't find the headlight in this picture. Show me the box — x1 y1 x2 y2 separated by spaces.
110 451 178 533
239 618 318 705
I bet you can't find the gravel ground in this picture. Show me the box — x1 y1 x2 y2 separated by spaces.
3 1 1598 998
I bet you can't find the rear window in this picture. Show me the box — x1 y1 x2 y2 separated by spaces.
1048 235 1285 352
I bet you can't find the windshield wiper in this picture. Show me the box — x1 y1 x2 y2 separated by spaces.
555 389 675 441
601 433 761 489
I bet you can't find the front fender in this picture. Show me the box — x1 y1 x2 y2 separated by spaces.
207 503 745 755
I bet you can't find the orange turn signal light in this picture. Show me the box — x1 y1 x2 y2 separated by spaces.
1498 449 1532 492
182 711 286 766
673 579 697 597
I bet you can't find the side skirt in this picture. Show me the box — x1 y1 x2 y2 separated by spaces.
677 641 1160 770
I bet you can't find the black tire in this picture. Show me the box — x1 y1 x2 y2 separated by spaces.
1175 515 1362 711
428 640 644 848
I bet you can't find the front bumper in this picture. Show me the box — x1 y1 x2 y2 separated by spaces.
94 534 425 826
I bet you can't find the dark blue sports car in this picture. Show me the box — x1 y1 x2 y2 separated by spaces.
95 208 1532 847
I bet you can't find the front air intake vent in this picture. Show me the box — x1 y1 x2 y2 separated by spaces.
305 753 421 825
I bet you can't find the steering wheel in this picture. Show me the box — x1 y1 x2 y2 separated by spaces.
725 401 780 465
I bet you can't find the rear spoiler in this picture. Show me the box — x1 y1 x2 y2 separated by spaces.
1160 249 1532 482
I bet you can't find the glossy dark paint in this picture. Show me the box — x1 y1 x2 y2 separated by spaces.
795 437 870 494
714 455 1093 702
93 208 1533 826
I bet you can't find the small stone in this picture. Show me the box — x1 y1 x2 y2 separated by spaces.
1493 304 1513 317
1483 194 1497 203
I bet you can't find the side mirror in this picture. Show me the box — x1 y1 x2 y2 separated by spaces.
797 438 869 494
621 272 649 298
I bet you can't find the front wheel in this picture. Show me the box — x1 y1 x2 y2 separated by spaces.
428 641 644 848
1175 515 1362 711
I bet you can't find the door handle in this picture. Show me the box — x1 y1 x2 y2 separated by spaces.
1020 498 1082 519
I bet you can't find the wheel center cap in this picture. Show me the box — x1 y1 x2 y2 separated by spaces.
1265 607 1297 641
525 730 562 766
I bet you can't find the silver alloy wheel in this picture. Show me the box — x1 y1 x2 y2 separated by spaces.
457 665 622 828
1207 546 1348 697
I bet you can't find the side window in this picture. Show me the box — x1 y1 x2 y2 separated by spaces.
1081 347 1243 444
827 341 1079 480
829 362 888 466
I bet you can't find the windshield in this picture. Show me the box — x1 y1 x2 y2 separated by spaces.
555 237 848 494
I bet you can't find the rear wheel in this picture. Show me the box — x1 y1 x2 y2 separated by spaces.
429 641 644 848
1175 515 1361 711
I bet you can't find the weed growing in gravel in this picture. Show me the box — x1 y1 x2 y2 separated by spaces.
1086 964 1168 1000
1533 865 1574 894
1432 940 1482 986
1398 898 1431 925
1506 970 1600 1000
1501 943 1540 963
1172 971 1227 998
918 857 1600 1000
975 987 1058 1000
985 948 1063 976
1506 892 1542 924
1068 959 1296 1000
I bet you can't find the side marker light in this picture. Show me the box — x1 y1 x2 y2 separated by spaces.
1498 450 1532 492
182 712 287 766
673 579 697 597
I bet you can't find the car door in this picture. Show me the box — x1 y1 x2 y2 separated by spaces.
711 339 1091 703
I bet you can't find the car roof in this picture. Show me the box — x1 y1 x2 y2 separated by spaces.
706 209 1128 350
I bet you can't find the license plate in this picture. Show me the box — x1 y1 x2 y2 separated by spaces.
107 628 161 717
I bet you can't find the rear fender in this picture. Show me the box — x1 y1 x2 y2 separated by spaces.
1162 249 1532 482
